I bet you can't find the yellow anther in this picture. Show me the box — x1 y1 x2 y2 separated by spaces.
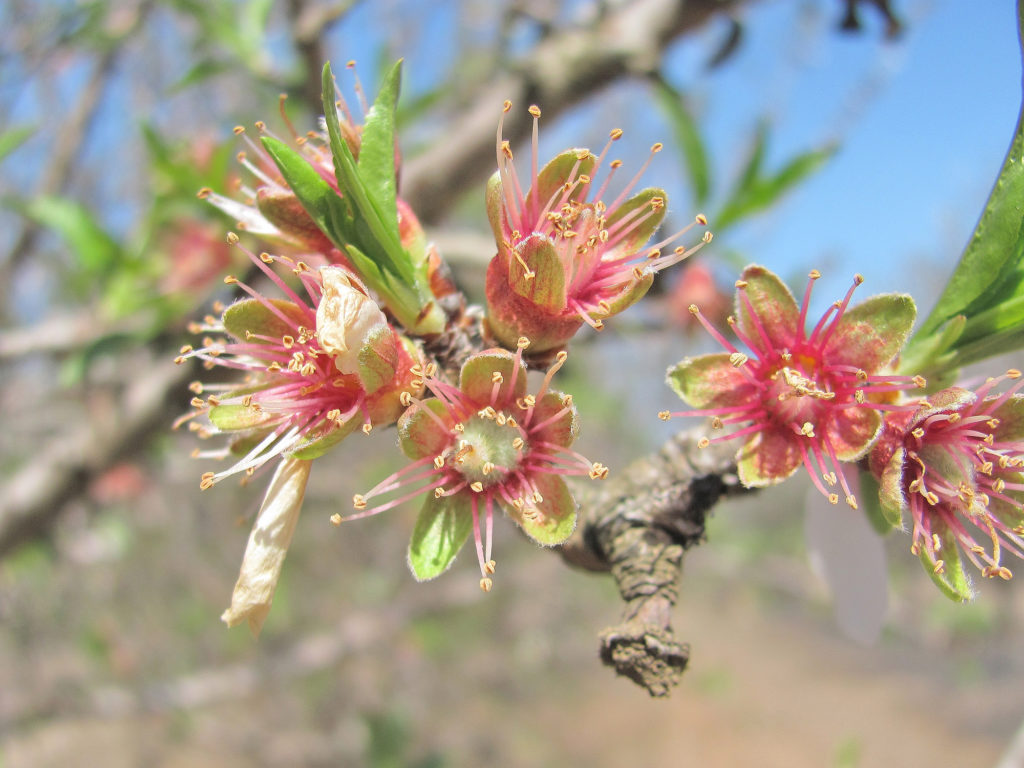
362 423 373 435
480 577 493 592
482 462 495 476
809 269 821 280
226 232 240 244
528 104 541 118
697 437 710 449
353 494 367 510
696 213 708 226
658 410 672 421
610 128 623 140
491 371 503 383
470 481 484 493
434 487 445 498
651 142 663 152
484 559 497 575
512 437 525 450
223 275 238 284
702 231 713 243
729 352 748 367
503 100 512 113
330 514 342 526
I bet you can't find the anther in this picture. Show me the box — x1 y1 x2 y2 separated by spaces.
200 472 216 490
226 232 239 244
698 437 710 449
480 577 493 592
610 128 623 140
330 514 342 526
353 494 367 510
696 213 708 226
658 411 672 421
470 481 484 493
528 105 541 118
484 559 497 575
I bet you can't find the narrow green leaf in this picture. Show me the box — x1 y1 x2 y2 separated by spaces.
716 143 836 231
735 121 768 199
407 494 473 581
0 124 34 163
321 62 409 283
651 76 710 205
859 468 900 535
24 196 121 274
357 60 402 245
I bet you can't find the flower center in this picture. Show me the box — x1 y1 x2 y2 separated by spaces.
451 412 527 487
767 365 835 428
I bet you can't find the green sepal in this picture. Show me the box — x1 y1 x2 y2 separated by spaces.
877 448 908 531
601 268 654 317
921 525 974 603
859 467 900 535
407 493 473 581
399 398 452 460
509 234 567 312
222 298 306 343
524 148 597 219
824 293 917 371
603 187 667 256
990 393 1024 441
737 265 799 350
210 404 273 432
509 473 577 546
666 352 749 409
459 350 528 406
529 390 578 448
485 171 506 244
290 412 361 460
356 326 399 395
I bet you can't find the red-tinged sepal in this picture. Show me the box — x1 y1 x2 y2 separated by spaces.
824 293 916 371
736 264 800 351
508 234 568 312
459 349 528 406
508 473 577 546
736 427 803 487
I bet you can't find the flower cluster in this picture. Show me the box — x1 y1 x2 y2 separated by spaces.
485 102 711 356
343 340 608 590
663 265 921 507
871 371 1024 599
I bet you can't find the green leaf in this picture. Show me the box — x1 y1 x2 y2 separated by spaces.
407 494 473 581
24 195 121 275
0 124 35 163
651 75 710 205
716 137 836 231
356 60 402 247
321 62 408 283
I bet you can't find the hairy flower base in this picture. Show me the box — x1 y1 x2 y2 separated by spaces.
875 371 1024 600
175 237 422 489
485 102 712 355
664 266 920 507
340 339 608 590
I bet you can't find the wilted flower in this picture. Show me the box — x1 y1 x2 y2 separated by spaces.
343 339 608 590
663 265 921 507
176 237 424 632
871 371 1024 600
485 102 711 356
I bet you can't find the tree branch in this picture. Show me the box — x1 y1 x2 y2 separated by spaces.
402 0 751 224
561 428 753 696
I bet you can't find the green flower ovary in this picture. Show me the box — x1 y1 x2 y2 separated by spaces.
451 411 526 487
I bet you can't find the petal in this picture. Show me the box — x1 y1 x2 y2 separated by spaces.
530 390 578 448
221 457 312 635
407 492 473 581
666 352 758 410
508 473 577 546
826 404 882 461
398 398 453 460
823 293 916 371
460 349 528 407
737 265 799 352
736 427 803 487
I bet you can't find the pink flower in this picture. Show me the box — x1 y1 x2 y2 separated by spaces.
344 340 608 590
485 102 711 356
663 265 921 507
175 235 423 489
872 371 1024 600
